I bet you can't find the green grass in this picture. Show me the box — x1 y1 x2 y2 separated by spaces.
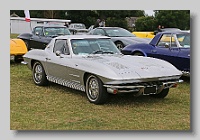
10 34 19 39
10 63 190 130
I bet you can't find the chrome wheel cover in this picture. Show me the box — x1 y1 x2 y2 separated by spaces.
34 64 43 83
88 77 99 100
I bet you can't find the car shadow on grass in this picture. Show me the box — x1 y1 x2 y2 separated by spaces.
48 82 170 106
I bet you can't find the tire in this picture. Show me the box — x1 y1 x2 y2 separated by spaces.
32 61 48 86
133 52 144 56
85 75 108 105
14 56 23 63
115 42 124 51
150 88 169 98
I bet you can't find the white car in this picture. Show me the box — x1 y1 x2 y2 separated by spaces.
22 35 183 104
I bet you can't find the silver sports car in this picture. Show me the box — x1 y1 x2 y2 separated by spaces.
22 35 183 104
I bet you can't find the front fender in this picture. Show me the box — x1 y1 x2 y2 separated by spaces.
130 49 147 56
17 33 33 40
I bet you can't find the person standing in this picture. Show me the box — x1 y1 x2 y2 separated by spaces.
64 22 69 28
93 19 101 29
154 25 162 35
99 19 105 27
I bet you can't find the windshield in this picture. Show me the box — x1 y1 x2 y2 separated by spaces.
44 27 71 36
177 33 190 48
105 28 136 37
71 38 121 55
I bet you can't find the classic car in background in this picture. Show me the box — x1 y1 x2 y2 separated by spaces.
87 27 151 50
133 28 182 39
68 23 88 35
17 24 71 50
22 35 183 105
121 31 190 76
10 38 28 62
133 31 155 39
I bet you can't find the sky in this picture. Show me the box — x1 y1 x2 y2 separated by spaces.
144 10 155 16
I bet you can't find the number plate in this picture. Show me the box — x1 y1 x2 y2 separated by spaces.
144 86 157 95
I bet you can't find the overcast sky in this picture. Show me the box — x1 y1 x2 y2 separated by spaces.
144 10 155 16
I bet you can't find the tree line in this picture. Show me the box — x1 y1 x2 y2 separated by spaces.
10 10 190 31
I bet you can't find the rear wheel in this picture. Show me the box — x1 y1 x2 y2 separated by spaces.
14 56 23 63
150 88 169 98
115 41 124 51
86 75 108 105
32 61 48 86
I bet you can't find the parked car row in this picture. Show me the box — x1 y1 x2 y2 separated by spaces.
12 24 190 76
11 23 189 104
87 27 151 50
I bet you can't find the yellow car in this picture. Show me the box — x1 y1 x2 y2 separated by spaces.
132 31 155 39
10 38 28 62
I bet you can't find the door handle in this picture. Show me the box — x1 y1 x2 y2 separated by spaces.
152 50 157 53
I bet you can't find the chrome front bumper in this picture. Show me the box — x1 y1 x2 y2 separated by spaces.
104 80 183 95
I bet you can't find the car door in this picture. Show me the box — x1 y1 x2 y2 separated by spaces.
44 39 71 80
148 33 180 67
29 27 50 49
44 39 83 88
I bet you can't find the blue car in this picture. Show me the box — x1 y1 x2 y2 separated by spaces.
121 31 190 76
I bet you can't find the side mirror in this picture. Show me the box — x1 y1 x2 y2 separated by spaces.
164 43 170 48
35 32 40 36
55 50 61 56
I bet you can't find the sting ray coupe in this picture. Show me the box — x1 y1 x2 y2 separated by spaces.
22 35 183 104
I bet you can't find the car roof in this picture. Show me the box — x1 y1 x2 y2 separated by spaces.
157 30 189 34
35 24 66 28
53 35 111 40
96 27 122 29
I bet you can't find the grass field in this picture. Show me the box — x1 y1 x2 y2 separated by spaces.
10 62 190 130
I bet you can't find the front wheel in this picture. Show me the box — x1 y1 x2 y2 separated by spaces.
32 61 48 86
115 42 124 51
86 75 108 105
150 88 169 98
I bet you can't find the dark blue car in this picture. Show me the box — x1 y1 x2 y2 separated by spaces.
121 31 190 76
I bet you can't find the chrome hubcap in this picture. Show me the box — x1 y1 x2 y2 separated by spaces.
88 78 99 100
34 64 43 82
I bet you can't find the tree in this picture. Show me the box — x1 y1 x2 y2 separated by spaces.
154 10 190 30
135 16 156 31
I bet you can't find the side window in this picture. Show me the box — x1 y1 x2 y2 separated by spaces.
34 27 43 36
157 34 177 47
53 39 70 55
93 29 105 35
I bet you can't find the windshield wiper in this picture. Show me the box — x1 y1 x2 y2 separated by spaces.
91 50 114 54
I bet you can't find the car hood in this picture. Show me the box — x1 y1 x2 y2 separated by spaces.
75 54 182 80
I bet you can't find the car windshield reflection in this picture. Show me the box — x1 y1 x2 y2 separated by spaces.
44 27 71 36
71 39 121 55
105 28 136 37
